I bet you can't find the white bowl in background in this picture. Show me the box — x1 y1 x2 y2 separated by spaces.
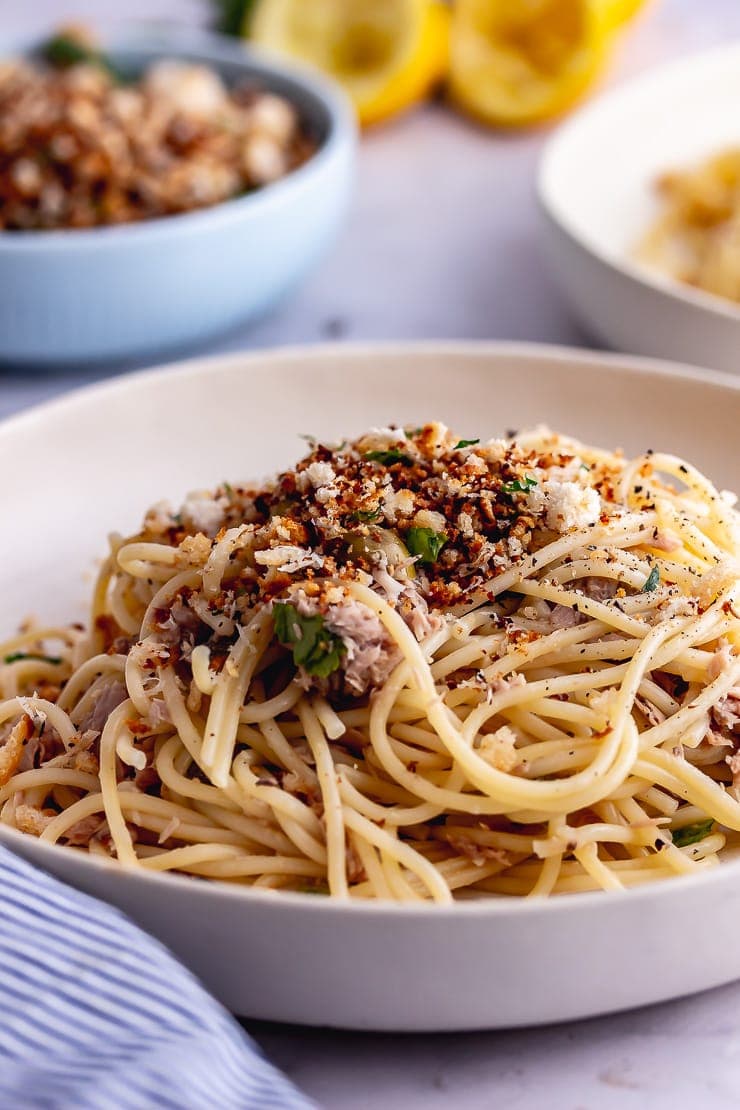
539 43 740 374
0 26 355 367
3 342 740 1031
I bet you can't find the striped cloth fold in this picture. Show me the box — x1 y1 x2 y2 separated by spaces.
0 846 313 1110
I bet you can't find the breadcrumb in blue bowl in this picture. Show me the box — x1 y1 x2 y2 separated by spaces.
0 25 356 366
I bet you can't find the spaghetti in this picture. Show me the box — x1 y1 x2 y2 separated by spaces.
2 423 740 901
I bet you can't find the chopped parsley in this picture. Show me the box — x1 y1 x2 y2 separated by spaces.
405 527 448 565
672 820 714 848
211 0 258 35
642 566 660 593
364 449 413 467
3 652 62 666
454 438 480 450
351 507 383 523
502 475 538 494
404 427 423 439
272 603 346 678
222 481 234 498
43 33 121 80
299 434 346 452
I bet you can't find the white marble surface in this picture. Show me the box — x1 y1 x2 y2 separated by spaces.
4 1 740 1106
253 980 740 1109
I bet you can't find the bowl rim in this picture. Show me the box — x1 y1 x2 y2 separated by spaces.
537 39 740 325
0 22 356 250
3 337 740 919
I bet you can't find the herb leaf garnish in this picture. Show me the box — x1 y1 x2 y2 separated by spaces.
454 438 480 449
43 33 121 80
273 603 346 678
364 449 413 467
3 652 62 666
351 507 383 523
672 820 714 848
502 475 538 494
211 0 258 36
405 527 448 565
642 566 660 593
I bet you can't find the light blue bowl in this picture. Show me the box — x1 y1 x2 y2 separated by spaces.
0 26 356 366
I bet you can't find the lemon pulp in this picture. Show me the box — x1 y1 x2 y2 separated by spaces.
249 0 450 126
449 0 611 127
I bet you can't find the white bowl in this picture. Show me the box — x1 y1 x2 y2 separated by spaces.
3 342 740 1032
539 43 740 374
0 27 355 367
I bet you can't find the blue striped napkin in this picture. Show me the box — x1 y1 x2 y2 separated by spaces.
0 846 313 1110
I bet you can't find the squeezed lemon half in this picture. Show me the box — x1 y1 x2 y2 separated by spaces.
603 0 652 29
249 0 450 127
449 0 613 127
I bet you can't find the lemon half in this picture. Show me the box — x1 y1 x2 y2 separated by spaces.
604 0 652 29
449 0 612 128
249 0 450 127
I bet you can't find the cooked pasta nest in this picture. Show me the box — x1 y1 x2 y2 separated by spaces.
2 423 740 901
